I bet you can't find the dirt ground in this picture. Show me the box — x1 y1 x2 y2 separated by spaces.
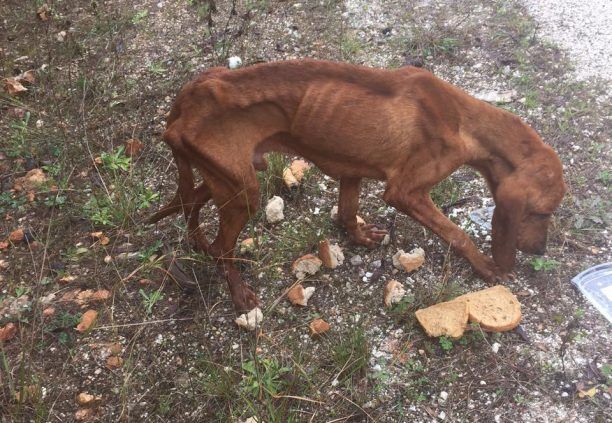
0 1 610 422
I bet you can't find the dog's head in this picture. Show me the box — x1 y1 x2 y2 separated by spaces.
491 144 566 272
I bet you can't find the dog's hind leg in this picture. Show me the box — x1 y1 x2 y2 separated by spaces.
200 167 261 312
338 177 387 247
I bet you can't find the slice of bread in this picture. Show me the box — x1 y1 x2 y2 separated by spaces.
454 285 521 332
415 300 469 338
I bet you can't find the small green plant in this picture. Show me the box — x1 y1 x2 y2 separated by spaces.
8 112 31 158
131 10 148 24
15 286 30 298
241 357 290 398
139 288 164 314
149 62 167 75
45 311 81 345
137 186 160 210
44 194 67 208
332 327 369 383
597 170 610 186
138 239 163 262
439 336 453 352
100 146 131 171
340 34 362 60
84 196 114 226
0 192 27 215
530 257 560 271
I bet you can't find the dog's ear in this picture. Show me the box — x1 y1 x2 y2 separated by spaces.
491 178 527 272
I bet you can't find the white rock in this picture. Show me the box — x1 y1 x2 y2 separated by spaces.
350 255 363 266
474 90 517 104
228 56 242 69
265 196 284 223
235 308 263 331
439 391 449 403
438 411 446 420
491 342 501 354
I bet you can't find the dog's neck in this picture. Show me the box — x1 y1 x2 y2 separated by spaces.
465 103 545 193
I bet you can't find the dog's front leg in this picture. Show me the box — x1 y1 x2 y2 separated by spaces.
383 189 507 283
337 177 387 247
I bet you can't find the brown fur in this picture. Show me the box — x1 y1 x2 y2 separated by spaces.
149 60 566 312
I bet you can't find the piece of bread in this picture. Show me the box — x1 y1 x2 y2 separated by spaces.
287 284 316 306
235 307 263 331
309 318 330 335
453 285 521 332
383 280 406 307
392 248 425 272
415 300 469 338
318 239 345 268
282 167 299 188
292 254 322 279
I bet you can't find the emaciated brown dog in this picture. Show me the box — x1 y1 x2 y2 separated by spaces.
149 60 566 312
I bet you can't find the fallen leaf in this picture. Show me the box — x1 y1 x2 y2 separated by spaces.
91 289 111 301
124 139 144 157
577 386 598 398
77 392 95 405
76 310 98 332
42 307 55 317
0 241 8 251
14 385 39 403
26 191 35 202
3 78 28 96
74 408 93 421
36 4 50 21
309 318 330 336
59 275 77 284
108 343 122 355
14 168 48 191
0 322 18 342
106 356 123 368
18 70 36 85
9 228 25 243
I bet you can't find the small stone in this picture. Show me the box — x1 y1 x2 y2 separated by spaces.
228 56 242 69
350 255 363 266
439 391 449 403
491 342 501 354
265 196 284 223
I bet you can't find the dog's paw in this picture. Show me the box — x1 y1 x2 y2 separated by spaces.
349 223 388 248
481 260 515 285
228 272 261 313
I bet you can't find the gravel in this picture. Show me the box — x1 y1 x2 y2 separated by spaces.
522 0 612 80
